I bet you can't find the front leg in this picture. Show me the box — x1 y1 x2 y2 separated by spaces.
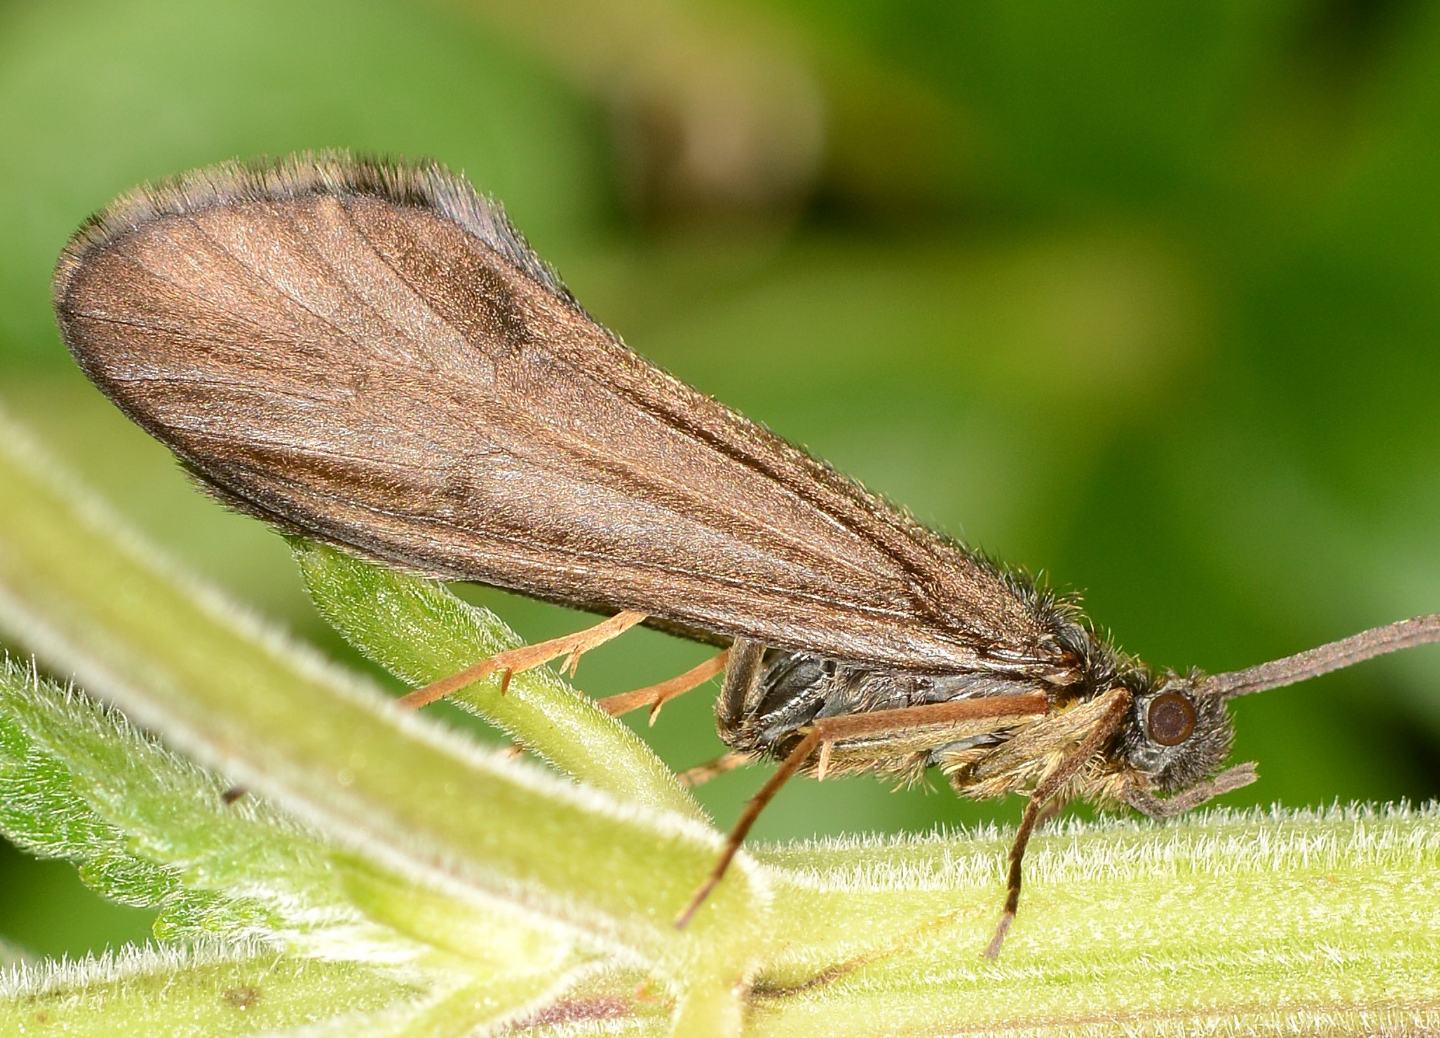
984 689 1133 959
1123 762 1258 819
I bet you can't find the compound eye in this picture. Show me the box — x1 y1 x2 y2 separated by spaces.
1147 691 1196 746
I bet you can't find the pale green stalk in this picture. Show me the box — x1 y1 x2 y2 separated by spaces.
0 943 422 1037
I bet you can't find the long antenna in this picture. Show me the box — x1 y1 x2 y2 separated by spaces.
1204 614 1440 700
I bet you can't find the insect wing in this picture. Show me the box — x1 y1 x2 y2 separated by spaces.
55 155 1062 673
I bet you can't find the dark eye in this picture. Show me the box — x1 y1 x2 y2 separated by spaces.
1147 691 1196 746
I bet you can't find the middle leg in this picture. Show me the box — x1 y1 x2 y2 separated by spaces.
597 649 730 722
674 692 1052 928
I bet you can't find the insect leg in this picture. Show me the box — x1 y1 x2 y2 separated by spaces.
398 610 648 709
983 689 1132 959
676 693 1052 928
1123 761 1258 818
675 727 823 927
597 649 731 723
679 751 754 787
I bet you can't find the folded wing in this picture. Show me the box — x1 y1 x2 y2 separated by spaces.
54 154 1066 674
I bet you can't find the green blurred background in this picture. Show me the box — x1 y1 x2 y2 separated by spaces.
1 0 1437 958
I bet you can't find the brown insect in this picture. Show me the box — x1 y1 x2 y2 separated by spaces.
53 152 1440 956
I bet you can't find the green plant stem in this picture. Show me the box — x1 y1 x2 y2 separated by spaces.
0 943 421 1037
746 805 1440 1036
